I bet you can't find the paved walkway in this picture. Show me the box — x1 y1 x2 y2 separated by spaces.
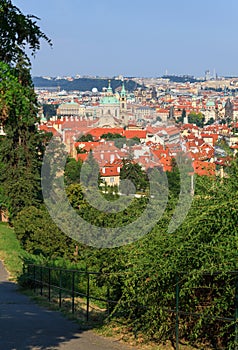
0 261 134 350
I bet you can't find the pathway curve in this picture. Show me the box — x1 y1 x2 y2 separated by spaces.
0 261 134 350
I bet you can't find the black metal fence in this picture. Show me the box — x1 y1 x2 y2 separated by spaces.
172 271 238 350
25 264 116 322
25 264 238 349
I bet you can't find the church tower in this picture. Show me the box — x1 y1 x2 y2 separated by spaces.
107 79 113 96
120 80 127 124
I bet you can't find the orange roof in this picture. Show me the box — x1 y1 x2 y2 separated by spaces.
100 164 120 177
75 141 100 152
61 119 96 130
192 160 215 176
88 128 124 140
123 130 147 139
76 153 88 162
39 124 60 136
201 133 219 145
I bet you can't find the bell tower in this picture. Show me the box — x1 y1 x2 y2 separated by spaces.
120 79 127 124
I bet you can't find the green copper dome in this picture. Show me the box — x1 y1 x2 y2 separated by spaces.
100 79 120 105
206 100 215 107
100 95 120 105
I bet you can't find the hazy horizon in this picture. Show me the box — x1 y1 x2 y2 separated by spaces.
13 0 238 78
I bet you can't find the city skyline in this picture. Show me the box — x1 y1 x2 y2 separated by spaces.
13 0 238 78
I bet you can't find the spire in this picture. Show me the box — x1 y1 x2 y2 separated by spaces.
121 79 126 97
107 79 113 95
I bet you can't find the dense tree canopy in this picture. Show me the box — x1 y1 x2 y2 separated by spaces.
188 111 205 127
120 159 148 193
0 1 51 218
0 62 44 218
76 133 94 142
64 157 82 185
42 104 58 120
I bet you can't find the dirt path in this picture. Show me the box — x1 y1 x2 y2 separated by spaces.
0 260 135 350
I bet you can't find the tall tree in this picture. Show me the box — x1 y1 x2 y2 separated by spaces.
120 159 148 193
0 1 51 218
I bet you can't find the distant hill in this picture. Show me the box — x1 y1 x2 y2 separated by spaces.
162 75 203 83
33 77 139 92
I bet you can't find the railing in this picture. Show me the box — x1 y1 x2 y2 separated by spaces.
25 264 238 349
172 271 238 350
25 264 116 322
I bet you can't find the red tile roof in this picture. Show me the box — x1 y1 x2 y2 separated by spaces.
39 124 60 136
193 160 215 176
88 128 124 140
100 164 121 177
123 130 147 139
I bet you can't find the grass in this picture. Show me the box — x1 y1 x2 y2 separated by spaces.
95 320 204 350
0 222 26 280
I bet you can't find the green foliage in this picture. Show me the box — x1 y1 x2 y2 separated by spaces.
182 108 186 121
101 164 238 348
14 206 78 260
15 156 238 348
64 157 82 185
80 150 102 188
0 0 51 66
42 104 58 120
205 117 215 125
65 183 84 209
120 159 148 193
0 1 51 219
166 158 180 197
176 108 186 124
0 222 25 279
101 132 124 140
0 62 44 218
76 133 94 142
188 111 205 127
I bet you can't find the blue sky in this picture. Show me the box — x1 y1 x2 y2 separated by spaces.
13 0 238 77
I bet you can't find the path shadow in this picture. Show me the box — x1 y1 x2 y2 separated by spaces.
0 280 92 350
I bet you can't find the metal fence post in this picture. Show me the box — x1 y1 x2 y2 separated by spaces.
107 285 110 317
235 274 238 350
134 278 138 340
72 271 75 314
33 265 36 293
48 267 51 301
86 272 90 321
40 266 43 296
59 269 62 308
175 274 179 350
27 264 30 281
